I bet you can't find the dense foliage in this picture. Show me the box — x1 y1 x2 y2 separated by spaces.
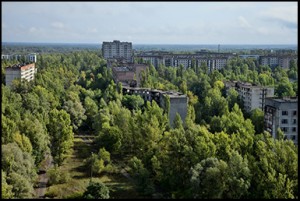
1 47 298 199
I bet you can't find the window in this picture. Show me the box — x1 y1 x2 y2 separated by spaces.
292 127 296 132
281 119 288 124
292 135 296 140
293 119 297 124
293 111 297 116
281 127 288 132
282 111 288 115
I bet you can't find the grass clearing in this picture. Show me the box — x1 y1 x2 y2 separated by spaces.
45 137 143 199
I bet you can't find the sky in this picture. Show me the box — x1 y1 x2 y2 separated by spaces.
1 1 298 44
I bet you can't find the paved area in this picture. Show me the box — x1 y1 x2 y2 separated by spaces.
35 154 53 198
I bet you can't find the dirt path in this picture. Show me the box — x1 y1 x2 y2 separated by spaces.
35 154 53 198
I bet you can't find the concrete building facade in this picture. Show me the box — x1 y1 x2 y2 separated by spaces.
259 55 297 69
136 51 233 71
122 86 188 127
5 63 37 86
264 97 298 145
112 63 147 87
102 40 133 62
224 81 274 113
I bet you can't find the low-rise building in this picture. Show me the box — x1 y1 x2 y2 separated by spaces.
112 63 147 87
264 97 298 145
122 86 188 127
5 63 37 86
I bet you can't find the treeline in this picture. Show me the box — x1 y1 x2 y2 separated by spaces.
1 50 298 199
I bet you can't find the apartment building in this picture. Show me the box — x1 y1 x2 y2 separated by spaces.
122 86 188 127
224 81 274 113
264 97 298 145
259 55 297 69
1 53 37 63
135 51 232 71
112 63 147 87
5 63 37 86
27 53 37 63
102 40 133 62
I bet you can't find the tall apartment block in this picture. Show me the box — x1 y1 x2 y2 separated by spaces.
224 81 274 113
5 63 37 87
102 40 133 62
264 97 298 145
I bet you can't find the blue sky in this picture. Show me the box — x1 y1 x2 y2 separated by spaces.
1 2 297 44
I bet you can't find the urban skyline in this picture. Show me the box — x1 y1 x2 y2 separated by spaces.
2 1 297 45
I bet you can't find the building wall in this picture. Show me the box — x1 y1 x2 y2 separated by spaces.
168 96 188 127
102 40 132 62
225 81 274 113
123 86 188 128
5 69 21 86
264 98 298 145
5 63 36 87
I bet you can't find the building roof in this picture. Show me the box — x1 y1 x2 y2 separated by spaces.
5 62 34 70
266 96 298 103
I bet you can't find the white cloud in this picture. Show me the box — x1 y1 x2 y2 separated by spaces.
51 22 64 29
257 27 269 35
238 16 252 28
29 27 38 33
87 28 98 33
260 5 297 24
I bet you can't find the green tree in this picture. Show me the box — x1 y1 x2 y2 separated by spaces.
250 108 265 134
276 77 296 98
190 157 228 199
1 171 13 199
128 156 154 195
122 94 144 110
63 90 87 131
83 182 110 199
2 143 37 198
47 109 74 165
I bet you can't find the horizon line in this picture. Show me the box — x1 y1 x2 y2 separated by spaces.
2 41 298 46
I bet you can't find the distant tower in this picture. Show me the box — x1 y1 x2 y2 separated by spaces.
218 44 220 53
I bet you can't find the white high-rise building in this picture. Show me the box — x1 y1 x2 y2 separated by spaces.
102 40 132 62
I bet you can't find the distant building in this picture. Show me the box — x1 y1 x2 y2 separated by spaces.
239 55 260 60
264 97 298 145
224 81 274 113
1 54 12 60
27 53 37 63
5 63 37 86
122 86 188 127
2 53 37 63
259 55 297 69
102 40 133 62
135 51 233 71
112 63 147 87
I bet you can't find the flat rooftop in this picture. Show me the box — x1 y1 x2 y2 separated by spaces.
266 97 298 103
113 66 131 72
123 86 186 98
6 62 34 69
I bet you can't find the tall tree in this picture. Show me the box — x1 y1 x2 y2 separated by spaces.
47 109 74 165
